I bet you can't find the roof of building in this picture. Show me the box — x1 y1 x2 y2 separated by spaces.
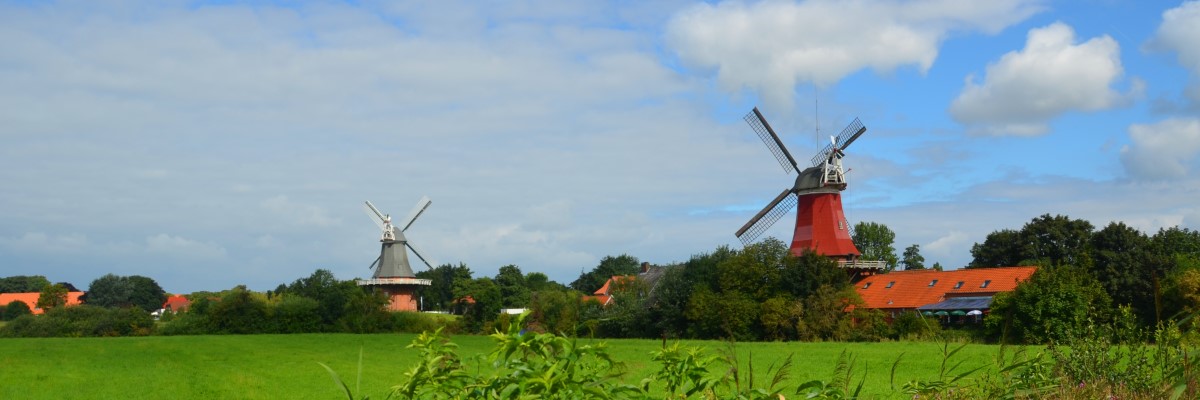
854 266 1036 310
0 291 85 315
162 295 191 310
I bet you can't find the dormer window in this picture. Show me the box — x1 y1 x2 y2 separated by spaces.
928 279 938 287
953 281 964 289
981 280 992 288
862 282 871 289
885 281 895 288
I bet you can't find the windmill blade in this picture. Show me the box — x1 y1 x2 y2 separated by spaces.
368 255 381 271
405 241 435 270
810 118 865 166
745 108 801 174
363 201 386 230
835 117 866 150
735 188 798 246
399 196 431 232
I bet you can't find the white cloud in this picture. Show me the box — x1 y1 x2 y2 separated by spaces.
1147 1 1200 103
0 232 90 253
665 0 1042 107
1120 118 1200 180
950 22 1129 136
924 231 968 261
260 195 341 227
144 234 228 259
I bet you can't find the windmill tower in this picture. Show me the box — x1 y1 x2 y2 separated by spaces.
735 107 885 274
357 196 434 311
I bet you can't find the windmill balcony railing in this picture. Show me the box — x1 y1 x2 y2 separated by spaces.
838 259 887 270
356 277 433 286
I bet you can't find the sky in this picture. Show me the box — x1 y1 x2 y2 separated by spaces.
2 0 1200 294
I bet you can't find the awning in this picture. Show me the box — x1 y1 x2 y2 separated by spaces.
917 296 993 311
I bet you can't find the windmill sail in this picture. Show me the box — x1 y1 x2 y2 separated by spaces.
735 188 798 245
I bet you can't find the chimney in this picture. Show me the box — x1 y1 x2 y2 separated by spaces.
641 262 650 274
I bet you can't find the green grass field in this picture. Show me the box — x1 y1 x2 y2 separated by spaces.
0 333 1016 399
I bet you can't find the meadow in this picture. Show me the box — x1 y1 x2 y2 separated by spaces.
0 333 1012 399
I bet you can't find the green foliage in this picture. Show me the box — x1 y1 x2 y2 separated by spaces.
851 222 898 271
571 254 641 293
891 311 942 340
795 350 865 399
495 264 531 308
986 265 1112 344
527 288 581 335
0 275 51 293
0 305 154 337
645 343 722 398
391 313 643 399
2 300 32 321
36 283 68 310
458 277 501 333
207 289 270 334
970 214 1094 268
415 263 473 312
1090 221 1170 326
902 244 925 270
83 273 167 311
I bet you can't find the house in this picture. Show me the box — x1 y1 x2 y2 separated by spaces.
853 266 1037 319
0 291 85 315
162 295 191 312
582 262 667 306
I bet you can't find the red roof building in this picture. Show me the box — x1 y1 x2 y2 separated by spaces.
0 291 85 315
853 266 1037 316
162 295 191 312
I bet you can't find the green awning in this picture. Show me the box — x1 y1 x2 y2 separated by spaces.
950 310 967 316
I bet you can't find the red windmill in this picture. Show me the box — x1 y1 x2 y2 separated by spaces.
736 107 883 272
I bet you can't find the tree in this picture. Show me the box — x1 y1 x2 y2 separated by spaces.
287 269 354 328
2 300 32 321
457 278 501 333
570 254 640 293
415 263 473 311
902 244 926 270
0 275 51 293
1020 214 1094 267
985 265 1112 344
969 229 1024 268
1089 222 1167 326
852 222 898 271
970 215 1095 268
779 249 849 299
83 274 166 311
37 283 68 310
495 265 530 308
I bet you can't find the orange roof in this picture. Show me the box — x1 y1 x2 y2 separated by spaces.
854 266 1036 310
0 291 85 315
162 295 191 311
582 275 637 306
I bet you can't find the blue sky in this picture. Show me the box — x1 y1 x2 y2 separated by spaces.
2 0 1199 294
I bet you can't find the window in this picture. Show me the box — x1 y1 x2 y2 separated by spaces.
980 280 992 288
953 281 964 289
885 281 895 288
928 279 938 287
862 282 871 289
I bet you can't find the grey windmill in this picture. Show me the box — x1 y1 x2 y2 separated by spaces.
363 196 434 278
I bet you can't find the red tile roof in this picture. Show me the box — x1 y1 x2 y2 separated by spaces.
162 295 191 311
581 275 636 306
854 266 1036 310
0 291 85 315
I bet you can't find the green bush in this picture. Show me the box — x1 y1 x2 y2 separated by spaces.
2 300 32 321
0 305 154 337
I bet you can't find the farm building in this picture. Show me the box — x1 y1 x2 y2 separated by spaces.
582 263 667 306
161 295 191 312
0 291 85 315
853 266 1037 319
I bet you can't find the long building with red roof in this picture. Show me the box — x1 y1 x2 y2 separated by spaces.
0 291 85 315
853 266 1037 318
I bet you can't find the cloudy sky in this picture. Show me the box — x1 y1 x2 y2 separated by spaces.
3 0 1199 294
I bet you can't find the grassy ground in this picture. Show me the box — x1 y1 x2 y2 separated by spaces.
0 333 1014 399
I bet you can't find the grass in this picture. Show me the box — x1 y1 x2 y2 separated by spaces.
0 333 1012 399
